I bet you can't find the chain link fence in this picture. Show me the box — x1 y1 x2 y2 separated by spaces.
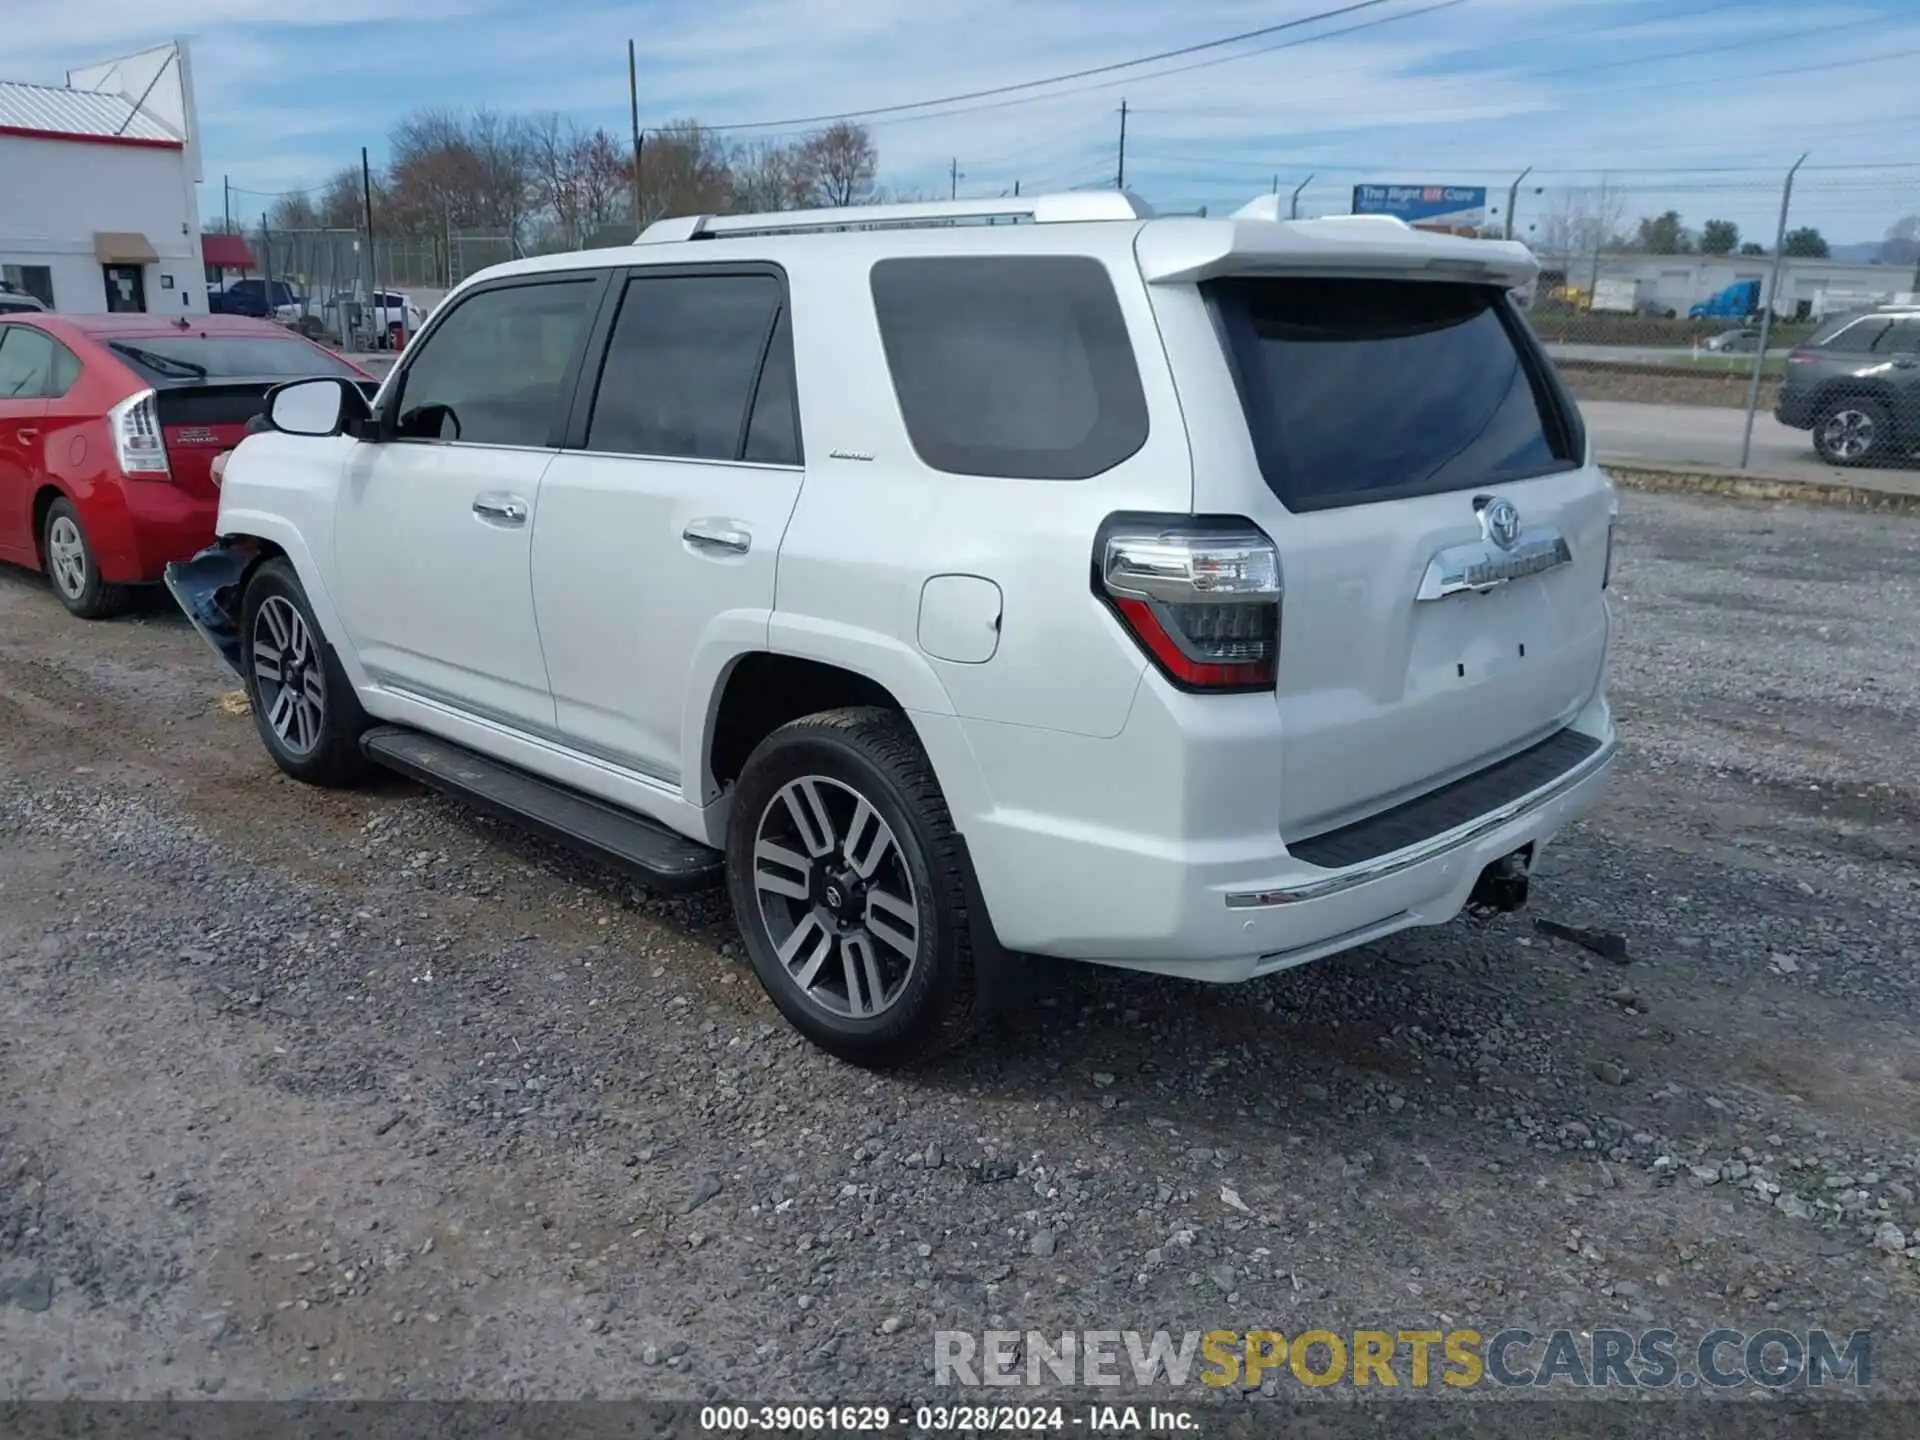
1504 177 1920 479
239 227 525 349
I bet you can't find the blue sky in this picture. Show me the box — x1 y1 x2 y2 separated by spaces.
11 0 1920 245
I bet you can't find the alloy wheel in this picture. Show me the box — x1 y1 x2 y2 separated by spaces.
1820 409 1876 462
47 516 87 600
751 775 921 1020
252 595 326 755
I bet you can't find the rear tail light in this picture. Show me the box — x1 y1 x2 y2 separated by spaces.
108 388 170 479
1096 516 1281 692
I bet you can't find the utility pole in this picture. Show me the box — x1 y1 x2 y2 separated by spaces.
950 157 959 200
628 40 644 227
1290 173 1314 219
1741 152 1809 470
223 174 231 231
1116 99 1128 189
1013 180 1020 197
1504 165 1533 241
1270 174 1278 195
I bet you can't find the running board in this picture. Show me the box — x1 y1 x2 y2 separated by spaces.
359 726 724 892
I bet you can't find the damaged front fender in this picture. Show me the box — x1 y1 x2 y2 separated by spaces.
162 543 257 678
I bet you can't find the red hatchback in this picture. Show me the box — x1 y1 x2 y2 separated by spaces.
0 313 372 618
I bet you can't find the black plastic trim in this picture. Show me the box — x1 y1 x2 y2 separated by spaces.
1288 728 1604 870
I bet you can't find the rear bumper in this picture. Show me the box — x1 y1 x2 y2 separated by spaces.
85 480 218 584
949 690 1616 982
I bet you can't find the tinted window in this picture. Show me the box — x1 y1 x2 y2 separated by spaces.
586 273 785 461
0 298 39 316
1871 317 1920 353
1209 277 1575 511
394 279 596 447
870 256 1148 480
743 307 801 466
3 264 55 307
109 335 360 381
1809 315 1892 353
0 326 60 398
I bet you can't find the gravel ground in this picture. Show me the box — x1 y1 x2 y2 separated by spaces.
0 489 1916 1411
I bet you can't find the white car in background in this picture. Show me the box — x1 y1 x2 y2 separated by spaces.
279 291 429 346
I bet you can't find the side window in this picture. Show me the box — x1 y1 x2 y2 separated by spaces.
393 279 596 447
0 326 58 399
869 255 1149 480
586 272 786 462
1820 318 1891 354
742 307 801 466
47 338 80 397
1872 317 1920 354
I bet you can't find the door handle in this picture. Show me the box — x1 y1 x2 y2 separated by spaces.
472 493 528 526
682 522 751 554
16 428 38 443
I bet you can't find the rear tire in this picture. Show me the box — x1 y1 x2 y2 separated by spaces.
1813 398 1891 467
239 558 372 786
725 707 980 1068
42 498 130 620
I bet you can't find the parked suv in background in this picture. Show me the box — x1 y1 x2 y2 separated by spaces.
173 192 1617 1065
1776 304 1920 465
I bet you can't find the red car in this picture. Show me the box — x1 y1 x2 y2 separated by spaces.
0 312 372 619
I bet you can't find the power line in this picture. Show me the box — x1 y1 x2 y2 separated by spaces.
1140 6 1882 117
685 0 1411 132
846 0 1468 131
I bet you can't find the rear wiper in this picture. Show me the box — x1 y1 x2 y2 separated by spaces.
109 342 207 380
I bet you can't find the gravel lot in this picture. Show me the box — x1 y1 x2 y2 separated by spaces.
1 490 1916 1411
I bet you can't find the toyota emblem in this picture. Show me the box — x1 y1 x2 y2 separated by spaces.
1481 497 1521 551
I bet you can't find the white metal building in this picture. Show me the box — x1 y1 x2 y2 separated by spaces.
0 41 206 315
1544 250 1918 319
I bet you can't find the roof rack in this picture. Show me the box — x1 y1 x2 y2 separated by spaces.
636 190 1155 244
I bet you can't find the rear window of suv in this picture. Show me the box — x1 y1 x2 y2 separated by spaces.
1208 277 1582 511
870 256 1149 480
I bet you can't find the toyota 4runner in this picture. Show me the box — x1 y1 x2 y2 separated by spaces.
168 190 1618 1067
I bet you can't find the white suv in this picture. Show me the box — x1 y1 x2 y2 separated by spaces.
169 190 1617 1066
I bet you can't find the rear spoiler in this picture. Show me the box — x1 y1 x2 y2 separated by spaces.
1135 205 1538 290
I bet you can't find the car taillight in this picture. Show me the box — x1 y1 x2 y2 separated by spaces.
108 388 170 479
1096 517 1281 692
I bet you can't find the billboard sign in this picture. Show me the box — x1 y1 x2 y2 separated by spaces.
1351 184 1487 233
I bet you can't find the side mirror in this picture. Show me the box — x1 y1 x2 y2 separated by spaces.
266 376 368 437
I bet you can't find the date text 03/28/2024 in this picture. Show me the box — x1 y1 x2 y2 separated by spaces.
696 1406 1193 1432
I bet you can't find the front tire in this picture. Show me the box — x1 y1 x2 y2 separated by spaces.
725 707 980 1068
239 558 371 786
42 498 130 620
1813 398 1891 467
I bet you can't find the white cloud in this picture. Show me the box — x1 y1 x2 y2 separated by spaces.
11 0 1917 241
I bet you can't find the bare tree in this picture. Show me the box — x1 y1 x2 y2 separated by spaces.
729 138 815 213
637 120 734 224
1538 182 1626 264
800 121 876 207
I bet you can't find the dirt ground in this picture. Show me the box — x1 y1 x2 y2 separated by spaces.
1 490 1916 1413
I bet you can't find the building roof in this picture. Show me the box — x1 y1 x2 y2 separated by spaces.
0 79 181 147
202 233 258 270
